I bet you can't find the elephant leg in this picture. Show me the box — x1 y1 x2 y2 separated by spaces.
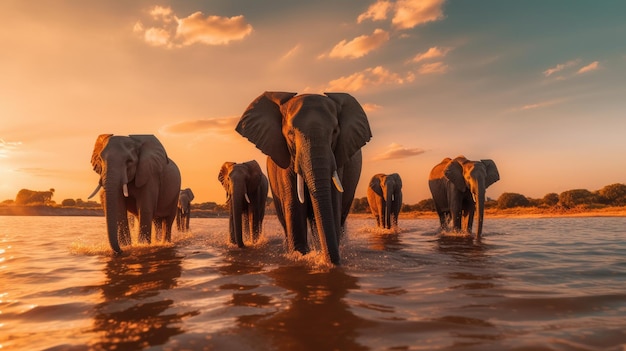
138 214 152 244
153 218 163 242
176 210 182 231
185 213 190 231
228 213 237 245
164 217 174 242
119 213 132 246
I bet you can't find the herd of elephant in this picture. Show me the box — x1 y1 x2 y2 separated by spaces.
89 92 499 265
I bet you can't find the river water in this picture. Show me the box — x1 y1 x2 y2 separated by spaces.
1 215 625 350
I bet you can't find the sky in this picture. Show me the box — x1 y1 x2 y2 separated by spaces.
1 0 626 205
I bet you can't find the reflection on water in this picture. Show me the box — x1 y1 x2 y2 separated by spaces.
91 247 198 350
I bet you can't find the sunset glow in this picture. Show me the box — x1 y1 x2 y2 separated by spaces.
1 1 625 205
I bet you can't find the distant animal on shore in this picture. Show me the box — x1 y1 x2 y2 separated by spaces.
236 92 372 265
367 173 403 229
89 134 181 255
176 188 194 232
428 156 499 237
218 160 268 247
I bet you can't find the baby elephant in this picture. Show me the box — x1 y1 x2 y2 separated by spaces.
176 188 195 232
218 160 269 247
367 173 403 229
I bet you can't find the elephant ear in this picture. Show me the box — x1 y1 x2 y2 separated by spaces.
129 135 168 188
369 174 383 196
324 93 372 167
91 134 113 174
218 162 235 188
391 173 403 189
481 159 500 188
236 92 297 169
444 160 467 192
186 188 195 201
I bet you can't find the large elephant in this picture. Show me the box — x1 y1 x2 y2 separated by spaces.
218 160 269 247
89 134 181 255
176 188 194 232
428 156 500 237
236 92 372 265
367 173 403 229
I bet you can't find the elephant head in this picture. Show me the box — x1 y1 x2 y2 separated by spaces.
218 160 269 247
438 156 500 237
236 92 372 264
89 134 175 254
367 173 403 229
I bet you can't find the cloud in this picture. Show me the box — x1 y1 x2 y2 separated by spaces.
280 44 301 61
134 6 253 48
362 103 383 113
392 0 446 30
326 66 414 92
417 61 449 74
513 98 565 112
543 59 580 77
374 143 426 160
411 46 451 62
160 117 239 135
577 61 600 74
358 0 446 30
357 0 393 23
325 29 390 59
0 139 22 158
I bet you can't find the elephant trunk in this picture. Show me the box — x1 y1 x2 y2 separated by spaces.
384 185 393 229
103 174 127 255
230 183 248 247
476 186 485 238
299 143 341 264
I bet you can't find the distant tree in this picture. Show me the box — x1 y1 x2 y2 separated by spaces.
2 199 14 205
597 183 626 206
415 198 436 211
350 197 369 213
497 192 530 209
61 198 77 207
15 189 54 205
542 193 559 206
558 189 597 208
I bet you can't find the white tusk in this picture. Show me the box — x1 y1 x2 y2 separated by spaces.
332 171 344 193
88 183 102 200
245 193 251 204
123 183 129 198
297 173 306 203
472 192 477 203
392 194 395 201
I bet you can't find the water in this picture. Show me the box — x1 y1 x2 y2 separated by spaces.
1 215 625 350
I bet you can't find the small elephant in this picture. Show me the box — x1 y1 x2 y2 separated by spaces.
428 156 500 237
236 92 372 265
89 134 181 254
218 160 269 247
176 188 195 232
367 173 403 229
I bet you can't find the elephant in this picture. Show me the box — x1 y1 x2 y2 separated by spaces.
176 188 195 232
236 91 372 265
428 156 500 237
218 160 269 247
89 134 181 255
367 173 403 229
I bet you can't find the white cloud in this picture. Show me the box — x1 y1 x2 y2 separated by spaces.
160 117 239 135
374 143 426 160
392 0 446 30
417 61 449 74
134 6 253 48
0 139 22 158
280 44 301 61
411 46 451 62
326 66 414 92
543 59 580 77
577 61 600 74
325 29 390 59
357 0 393 23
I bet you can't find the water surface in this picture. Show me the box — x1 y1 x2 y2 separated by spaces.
1 216 625 350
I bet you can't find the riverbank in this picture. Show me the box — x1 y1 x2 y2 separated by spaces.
1 205 625 218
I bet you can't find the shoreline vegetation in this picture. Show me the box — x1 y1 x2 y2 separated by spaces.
2 182 625 219
1 204 625 219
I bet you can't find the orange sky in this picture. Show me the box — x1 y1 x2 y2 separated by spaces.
1 1 626 205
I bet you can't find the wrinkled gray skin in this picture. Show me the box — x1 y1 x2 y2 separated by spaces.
218 160 269 247
236 92 372 265
89 134 181 255
176 188 195 232
367 173 403 229
428 156 500 237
